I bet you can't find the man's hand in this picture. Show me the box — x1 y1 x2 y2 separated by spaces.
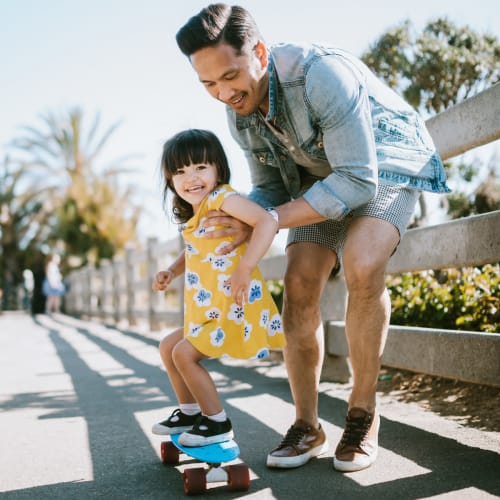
202 210 252 254
152 270 174 291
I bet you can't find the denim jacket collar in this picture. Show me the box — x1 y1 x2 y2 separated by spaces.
266 52 278 121
233 51 277 130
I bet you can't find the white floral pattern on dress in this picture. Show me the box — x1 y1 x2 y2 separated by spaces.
243 320 252 341
185 242 199 255
210 327 225 347
187 323 203 337
202 253 232 272
255 347 270 359
248 280 263 304
227 303 244 325
217 274 231 296
186 271 200 290
205 307 221 320
268 314 283 336
194 288 212 307
260 309 270 328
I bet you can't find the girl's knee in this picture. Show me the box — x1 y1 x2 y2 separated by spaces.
171 340 194 369
159 328 183 360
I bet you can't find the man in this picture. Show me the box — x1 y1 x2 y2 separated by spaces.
176 4 450 471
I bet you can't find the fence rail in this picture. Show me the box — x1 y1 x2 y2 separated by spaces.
65 83 500 386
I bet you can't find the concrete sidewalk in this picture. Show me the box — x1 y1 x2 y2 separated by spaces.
0 312 499 499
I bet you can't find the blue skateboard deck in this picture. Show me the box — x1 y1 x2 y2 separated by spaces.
170 433 240 464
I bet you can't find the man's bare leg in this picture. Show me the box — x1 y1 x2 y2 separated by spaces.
342 217 399 410
282 242 337 427
266 242 336 468
334 216 399 471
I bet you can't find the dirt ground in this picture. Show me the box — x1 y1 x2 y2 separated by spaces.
376 367 500 432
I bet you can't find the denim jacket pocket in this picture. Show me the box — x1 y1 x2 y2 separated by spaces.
303 134 328 160
251 149 280 168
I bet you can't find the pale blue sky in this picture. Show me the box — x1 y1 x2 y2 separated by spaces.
1 0 498 243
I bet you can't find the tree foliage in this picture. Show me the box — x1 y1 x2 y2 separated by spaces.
362 18 500 114
0 157 56 308
362 19 500 333
9 107 142 269
446 157 500 219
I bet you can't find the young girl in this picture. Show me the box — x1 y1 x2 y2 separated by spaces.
151 129 285 446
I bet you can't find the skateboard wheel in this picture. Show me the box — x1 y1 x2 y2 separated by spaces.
161 441 180 465
226 464 250 491
183 467 207 495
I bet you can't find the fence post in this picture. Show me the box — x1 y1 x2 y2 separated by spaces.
112 257 122 325
99 259 110 321
84 266 93 319
124 247 136 327
147 237 161 331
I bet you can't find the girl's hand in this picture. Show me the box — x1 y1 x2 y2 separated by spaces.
202 210 252 254
225 266 252 307
152 270 174 291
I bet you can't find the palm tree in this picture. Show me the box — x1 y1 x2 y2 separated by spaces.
10 107 142 267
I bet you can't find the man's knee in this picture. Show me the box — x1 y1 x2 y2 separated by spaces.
344 255 387 295
285 273 320 303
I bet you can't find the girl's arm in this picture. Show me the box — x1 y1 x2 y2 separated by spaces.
220 194 278 305
152 250 185 291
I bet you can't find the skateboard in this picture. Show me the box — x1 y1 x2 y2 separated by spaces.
161 433 250 495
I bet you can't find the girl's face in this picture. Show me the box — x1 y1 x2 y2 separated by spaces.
171 161 219 211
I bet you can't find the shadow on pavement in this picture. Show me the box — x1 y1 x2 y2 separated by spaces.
2 316 498 499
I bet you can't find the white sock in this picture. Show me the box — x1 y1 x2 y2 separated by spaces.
205 410 227 422
180 403 201 416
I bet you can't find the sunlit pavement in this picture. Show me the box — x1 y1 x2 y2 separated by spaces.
1 312 499 499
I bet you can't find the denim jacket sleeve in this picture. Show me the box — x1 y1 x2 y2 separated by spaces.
301 55 378 219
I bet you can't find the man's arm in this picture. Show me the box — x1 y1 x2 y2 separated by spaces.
300 55 378 220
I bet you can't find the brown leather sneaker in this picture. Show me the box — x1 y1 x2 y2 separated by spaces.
333 407 379 472
266 419 329 468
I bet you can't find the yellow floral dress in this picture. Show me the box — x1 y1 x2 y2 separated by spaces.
182 184 285 359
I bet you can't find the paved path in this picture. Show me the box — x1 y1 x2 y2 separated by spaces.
1 312 499 499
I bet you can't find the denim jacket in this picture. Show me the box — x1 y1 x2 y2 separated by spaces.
226 43 450 219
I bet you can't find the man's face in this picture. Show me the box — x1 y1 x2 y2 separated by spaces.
190 41 270 116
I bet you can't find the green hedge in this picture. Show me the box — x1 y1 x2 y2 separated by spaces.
387 264 499 333
268 264 499 333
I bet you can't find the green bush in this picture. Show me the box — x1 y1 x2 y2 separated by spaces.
387 264 499 333
268 264 499 333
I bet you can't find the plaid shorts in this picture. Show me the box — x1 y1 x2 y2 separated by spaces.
287 183 421 261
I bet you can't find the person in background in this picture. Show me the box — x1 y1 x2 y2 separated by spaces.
151 129 285 446
43 254 65 314
176 4 450 471
31 252 47 315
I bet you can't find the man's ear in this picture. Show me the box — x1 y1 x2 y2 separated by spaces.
254 40 268 68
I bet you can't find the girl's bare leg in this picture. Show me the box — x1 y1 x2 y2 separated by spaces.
172 339 223 416
159 328 197 404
